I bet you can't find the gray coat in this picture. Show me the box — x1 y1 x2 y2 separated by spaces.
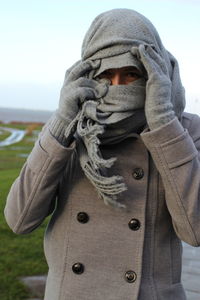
5 112 200 300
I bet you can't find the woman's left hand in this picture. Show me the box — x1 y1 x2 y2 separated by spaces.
131 44 175 130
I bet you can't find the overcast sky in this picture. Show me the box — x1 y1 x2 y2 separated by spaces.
0 0 200 114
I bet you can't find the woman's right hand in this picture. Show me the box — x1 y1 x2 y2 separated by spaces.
58 60 108 122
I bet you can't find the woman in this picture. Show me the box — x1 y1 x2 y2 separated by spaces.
5 8 200 299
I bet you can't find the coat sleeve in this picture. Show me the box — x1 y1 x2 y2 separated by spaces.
141 114 200 247
4 125 75 234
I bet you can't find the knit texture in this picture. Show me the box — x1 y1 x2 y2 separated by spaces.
57 8 185 208
65 79 146 207
49 60 108 145
82 8 185 118
131 44 175 129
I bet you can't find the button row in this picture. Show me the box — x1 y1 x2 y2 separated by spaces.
77 212 141 231
72 262 137 283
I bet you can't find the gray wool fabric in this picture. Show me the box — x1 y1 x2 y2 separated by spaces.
93 51 145 78
82 8 185 118
49 60 107 145
70 80 146 207
51 8 186 208
63 79 146 207
131 44 175 130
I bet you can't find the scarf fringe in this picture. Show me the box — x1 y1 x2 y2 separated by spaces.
83 163 126 192
82 162 127 208
77 108 116 170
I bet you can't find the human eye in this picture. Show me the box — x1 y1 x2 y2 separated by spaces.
98 70 113 78
126 70 141 78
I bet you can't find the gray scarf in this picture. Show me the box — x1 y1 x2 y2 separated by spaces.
66 9 185 208
65 80 146 208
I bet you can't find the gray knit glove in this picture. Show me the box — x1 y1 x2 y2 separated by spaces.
131 44 175 130
49 60 108 145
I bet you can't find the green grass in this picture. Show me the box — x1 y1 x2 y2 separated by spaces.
0 124 48 300
0 123 31 130
0 130 10 142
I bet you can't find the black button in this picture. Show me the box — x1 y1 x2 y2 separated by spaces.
125 270 137 283
132 168 144 180
128 218 140 231
77 212 89 224
72 262 84 274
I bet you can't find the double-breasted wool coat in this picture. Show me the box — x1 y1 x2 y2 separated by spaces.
4 112 200 299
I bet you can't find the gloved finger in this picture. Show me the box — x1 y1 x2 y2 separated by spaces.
72 85 107 105
94 82 108 98
138 44 169 77
59 86 96 109
95 78 111 85
131 44 158 60
63 60 81 80
137 44 155 75
66 59 101 83
71 77 108 98
76 87 98 103
130 46 148 79
131 46 141 60
143 45 168 75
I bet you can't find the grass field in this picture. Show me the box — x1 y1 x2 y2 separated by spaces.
0 130 10 142
0 124 48 300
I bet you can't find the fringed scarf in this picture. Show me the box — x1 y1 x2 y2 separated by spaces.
65 80 146 208
65 8 185 208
